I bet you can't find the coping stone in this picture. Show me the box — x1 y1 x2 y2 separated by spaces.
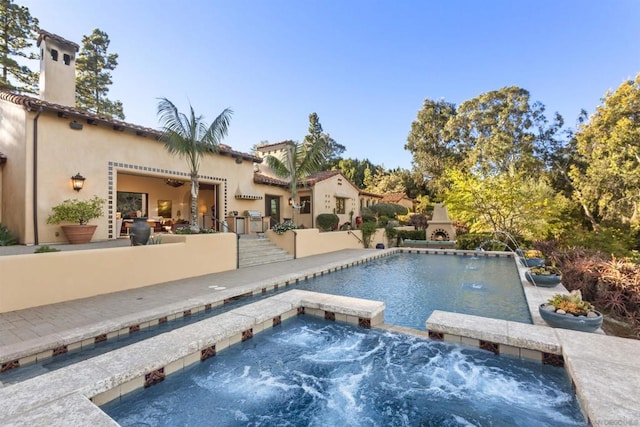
555 328 640 369
564 355 640 422
426 311 508 344
505 321 561 354
1 393 118 427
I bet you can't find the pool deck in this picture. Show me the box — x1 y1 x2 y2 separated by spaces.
1 247 639 425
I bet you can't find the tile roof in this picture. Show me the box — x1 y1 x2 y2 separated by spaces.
0 90 261 163
304 170 341 184
37 30 79 51
253 172 288 187
256 140 295 151
380 192 410 203
358 189 383 198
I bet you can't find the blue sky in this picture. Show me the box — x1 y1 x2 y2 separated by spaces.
20 0 640 169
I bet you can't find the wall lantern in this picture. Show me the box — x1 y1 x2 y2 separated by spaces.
71 173 85 192
69 121 83 130
288 197 293 206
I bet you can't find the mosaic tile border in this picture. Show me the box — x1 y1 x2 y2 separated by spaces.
107 161 228 239
89 297 382 405
0 251 410 374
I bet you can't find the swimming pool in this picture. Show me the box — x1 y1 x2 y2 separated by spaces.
296 252 531 328
0 251 529 385
102 316 584 426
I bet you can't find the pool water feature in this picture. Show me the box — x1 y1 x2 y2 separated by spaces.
295 253 531 328
102 316 585 426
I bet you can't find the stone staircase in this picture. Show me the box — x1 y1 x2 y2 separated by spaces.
238 237 294 268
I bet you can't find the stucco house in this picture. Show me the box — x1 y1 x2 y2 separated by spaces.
0 30 407 246
0 31 278 245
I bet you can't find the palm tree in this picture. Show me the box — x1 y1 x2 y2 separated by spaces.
265 139 326 225
157 98 232 231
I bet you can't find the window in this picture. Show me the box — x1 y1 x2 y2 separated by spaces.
336 197 345 214
50 49 58 61
63 53 71 65
300 196 311 214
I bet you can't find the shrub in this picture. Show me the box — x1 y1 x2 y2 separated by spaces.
368 203 408 218
316 213 339 232
396 229 426 241
408 213 428 229
272 221 298 235
34 245 60 253
47 196 105 225
360 221 378 248
0 223 16 246
175 227 216 234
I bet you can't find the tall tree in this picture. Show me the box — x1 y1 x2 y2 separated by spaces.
447 87 562 177
405 98 457 192
569 74 640 228
332 157 378 189
303 112 345 169
0 0 39 93
75 28 124 119
157 98 232 230
265 140 326 225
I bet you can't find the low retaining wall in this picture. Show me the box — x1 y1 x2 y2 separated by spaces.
266 228 387 257
0 234 237 313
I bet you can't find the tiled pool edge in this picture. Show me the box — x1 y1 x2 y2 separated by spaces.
426 310 640 425
0 290 385 425
0 250 393 369
0 248 510 372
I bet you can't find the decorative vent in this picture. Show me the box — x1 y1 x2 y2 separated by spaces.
235 194 262 200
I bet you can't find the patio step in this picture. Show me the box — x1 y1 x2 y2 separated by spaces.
238 237 294 268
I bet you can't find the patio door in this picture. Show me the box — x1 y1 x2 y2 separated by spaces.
265 195 280 228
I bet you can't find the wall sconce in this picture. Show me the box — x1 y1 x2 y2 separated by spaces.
288 197 293 206
289 198 303 209
69 121 83 130
71 172 85 191
165 178 184 188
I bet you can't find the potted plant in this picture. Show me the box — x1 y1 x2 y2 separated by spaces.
525 265 562 287
539 290 603 332
47 196 105 244
517 249 546 267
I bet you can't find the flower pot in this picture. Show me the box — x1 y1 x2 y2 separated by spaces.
520 257 545 268
61 224 98 244
130 217 151 246
538 304 603 332
525 270 562 287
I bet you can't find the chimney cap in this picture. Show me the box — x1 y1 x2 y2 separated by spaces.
37 30 79 51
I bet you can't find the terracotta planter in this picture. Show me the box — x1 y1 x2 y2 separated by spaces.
61 224 98 244
539 304 603 332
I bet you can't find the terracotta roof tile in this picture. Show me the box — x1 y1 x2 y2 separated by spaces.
0 90 261 163
256 140 295 151
380 192 409 203
253 172 288 187
359 189 382 198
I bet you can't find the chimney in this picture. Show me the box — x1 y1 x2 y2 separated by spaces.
37 30 79 107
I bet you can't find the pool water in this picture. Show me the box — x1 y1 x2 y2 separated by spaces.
102 316 585 426
296 253 531 328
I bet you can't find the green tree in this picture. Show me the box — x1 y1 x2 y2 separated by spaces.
0 0 39 93
75 28 124 119
331 157 378 189
303 112 345 169
569 74 640 229
157 98 232 230
443 168 564 239
405 98 457 192
265 140 326 225
447 86 562 177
